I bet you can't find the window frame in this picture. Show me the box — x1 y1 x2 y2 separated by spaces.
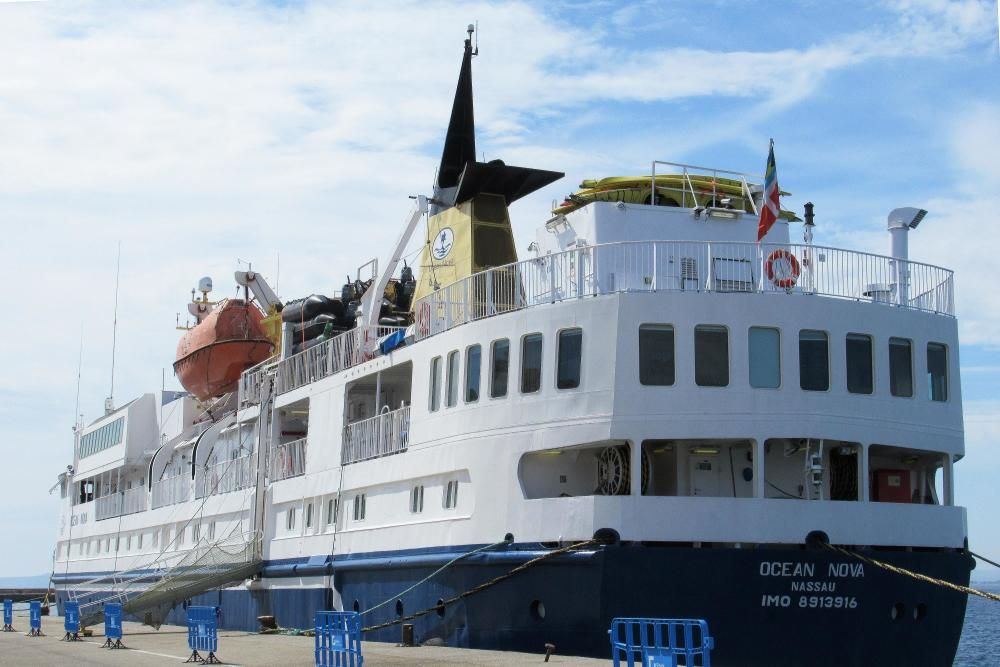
748 326 781 389
639 324 676 387
445 350 460 408
889 337 914 398
694 324 730 387
465 344 482 403
443 480 459 509
286 507 296 531
353 493 366 522
490 338 510 399
429 356 442 412
845 332 874 395
410 485 425 514
327 497 339 527
798 329 830 392
927 342 949 402
520 332 544 394
556 328 583 390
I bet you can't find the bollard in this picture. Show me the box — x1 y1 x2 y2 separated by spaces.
185 606 221 664
28 601 44 637
102 603 125 649
544 642 556 662
2 599 14 632
401 623 414 647
62 601 80 641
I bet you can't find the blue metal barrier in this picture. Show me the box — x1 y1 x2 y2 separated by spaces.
62 601 80 641
609 617 714 667
185 606 220 664
103 603 125 649
2 599 13 631
315 611 363 667
28 600 43 637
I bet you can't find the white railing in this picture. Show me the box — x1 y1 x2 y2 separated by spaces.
274 325 404 395
195 455 253 499
95 486 148 521
151 473 191 509
238 356 276 408
413 241 954 341
270 437 307 482
342 405 410 465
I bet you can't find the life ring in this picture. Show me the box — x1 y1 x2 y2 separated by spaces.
416 301 431 337
765 249 801 289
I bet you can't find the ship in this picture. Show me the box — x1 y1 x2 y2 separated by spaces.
50 27 973 666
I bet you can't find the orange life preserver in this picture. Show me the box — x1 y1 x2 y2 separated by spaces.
765 249 801 289
416 302 431 337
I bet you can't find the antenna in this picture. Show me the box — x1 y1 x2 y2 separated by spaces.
106 242 121 415
471 21 479 56
74 328 84 433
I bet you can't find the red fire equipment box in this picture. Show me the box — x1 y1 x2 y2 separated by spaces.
873 469 912 503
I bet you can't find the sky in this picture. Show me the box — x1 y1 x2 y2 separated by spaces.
0 0 997 585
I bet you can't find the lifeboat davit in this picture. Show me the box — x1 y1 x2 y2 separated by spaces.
174 299 274 401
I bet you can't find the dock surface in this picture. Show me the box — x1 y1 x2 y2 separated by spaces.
0 615 606 666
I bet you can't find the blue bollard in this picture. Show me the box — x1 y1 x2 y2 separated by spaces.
185 606 220 664
103 603 125 649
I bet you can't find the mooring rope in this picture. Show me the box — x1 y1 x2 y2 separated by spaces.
361 538 599 633
823 543 1000 603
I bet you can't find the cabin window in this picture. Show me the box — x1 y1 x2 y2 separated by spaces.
410 485 424 514
695 325 729 387
286 507 296 531
639 324 675 386
207 522 215 541
152 532 159 549
465 345 481 402
327 498 339 526
490 339 510 398
429 356 442 412
557 328 583 389
799 330 829 391
748 327 780 388
521 333 543 393
446 350 460 407
444 480 459 509
353 494 366 521
889 338 913 397
192 524 200 543
927 343 948 401
305 502 314 529
846 333 874 394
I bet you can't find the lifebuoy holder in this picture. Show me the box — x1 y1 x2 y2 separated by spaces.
765 248 801 289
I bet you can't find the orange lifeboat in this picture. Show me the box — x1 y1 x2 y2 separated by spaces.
174 299 274 401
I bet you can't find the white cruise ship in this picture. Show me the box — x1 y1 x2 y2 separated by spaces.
51 29 972 667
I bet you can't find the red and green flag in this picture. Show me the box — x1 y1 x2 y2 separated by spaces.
756 139 780 242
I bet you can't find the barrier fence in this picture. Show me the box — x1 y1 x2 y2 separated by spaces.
315 611 363 667
610 617 714 667
185 606 220 664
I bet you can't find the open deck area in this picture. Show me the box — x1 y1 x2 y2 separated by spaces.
0 615 605 666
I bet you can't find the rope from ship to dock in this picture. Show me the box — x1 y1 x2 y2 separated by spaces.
823 543 1000 602
360 538 600 633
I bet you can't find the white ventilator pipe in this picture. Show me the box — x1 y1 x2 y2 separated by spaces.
887 207 927 306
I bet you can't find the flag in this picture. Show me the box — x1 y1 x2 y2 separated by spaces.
756 139 780 242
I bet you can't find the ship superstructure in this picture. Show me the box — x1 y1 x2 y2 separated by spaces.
51 30 972 666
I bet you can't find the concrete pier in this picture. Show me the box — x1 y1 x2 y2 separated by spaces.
0 615 607 666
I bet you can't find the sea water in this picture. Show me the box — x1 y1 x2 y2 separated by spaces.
954 583 1000 666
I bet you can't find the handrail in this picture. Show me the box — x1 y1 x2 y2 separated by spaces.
342 405 410 465
270 437 307 482
412 240 954 342
195 455 253 498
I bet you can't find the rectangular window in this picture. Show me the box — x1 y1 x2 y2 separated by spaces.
557 328 583 389
353 494 366 521
465 345 481 402
305 502 314 529
695 325 729 387
889 338 913 397
639 325 675 386
126 535 132 551
152 532 159 549
444 480 459 509
327 498 338 526
192 524 200 543
521 333 543 393
429 356 442 412
846 333 874 394
490 339 510 398
927 343 948 401
799 330 829 391
207 522 215 541
286 507 296 531
748 327 780 388
446 350 460 407
177 529 183 547
137 533 143 550
410 485 424 514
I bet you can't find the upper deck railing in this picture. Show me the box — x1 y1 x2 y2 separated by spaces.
342 405 410 465
412 240 953 341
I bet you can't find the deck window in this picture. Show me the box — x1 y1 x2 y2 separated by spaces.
748 327 780 388
927 343 948 401
557 328 583 389
305 502 314 529
639 325 675 386
429 356 442 412
490 339 509 398
521 333 543 393
465 345 481 403
799 330 829 391
695 325 729 387
353 494 366 521
411 485 424 514
446 350 460 407
846 333 874 394
444 480 459 509
889 338 913 397
327 498 339 526
285 508 296 531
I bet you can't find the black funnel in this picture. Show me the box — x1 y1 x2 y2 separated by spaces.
436 37 476 192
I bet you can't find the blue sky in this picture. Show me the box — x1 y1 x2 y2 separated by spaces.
0 0 997 583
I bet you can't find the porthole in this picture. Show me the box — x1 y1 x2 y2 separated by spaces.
530 599 546 621
890 602 905 622
913 603 927 621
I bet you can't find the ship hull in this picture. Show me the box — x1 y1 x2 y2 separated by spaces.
55 543 972 666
